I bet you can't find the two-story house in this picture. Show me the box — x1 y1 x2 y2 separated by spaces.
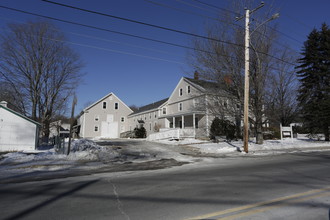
128 74 221 139
79 73 234 140
78 93 133 139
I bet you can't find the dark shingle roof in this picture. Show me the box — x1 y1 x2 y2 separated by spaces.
131 98 168 115
184 77 220 91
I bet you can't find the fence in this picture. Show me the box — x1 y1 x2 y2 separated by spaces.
147 128 195 141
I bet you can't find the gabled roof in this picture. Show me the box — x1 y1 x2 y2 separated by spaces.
83 92 133 113
0 104 41 126
130 98 168 115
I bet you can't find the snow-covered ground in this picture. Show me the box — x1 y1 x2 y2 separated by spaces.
0 137 330 183
157 136 330 156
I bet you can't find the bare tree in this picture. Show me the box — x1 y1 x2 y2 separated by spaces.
0 20 83 141
265 48 298 127
188 1 296 144
0 81 25 113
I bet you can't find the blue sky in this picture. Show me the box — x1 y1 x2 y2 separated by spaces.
0 0 329 114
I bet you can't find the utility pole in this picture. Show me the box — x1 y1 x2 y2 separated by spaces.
237 3 279 153
237 2 265 153
67 94 77 155
243 9 250 153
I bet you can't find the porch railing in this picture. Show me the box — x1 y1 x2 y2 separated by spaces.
147 128 195 141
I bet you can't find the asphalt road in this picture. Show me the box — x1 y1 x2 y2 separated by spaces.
0 151 330 220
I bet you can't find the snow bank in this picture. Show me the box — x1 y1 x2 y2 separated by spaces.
157 137 330 156
0 139 117 164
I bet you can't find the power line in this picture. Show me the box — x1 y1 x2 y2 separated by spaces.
190 0 239 15
0 5 216 55
0 4 297 66
190 0 304 46
42 0 243 47
147 0 299 55
144 0 220 22
42 0 297 66
0 15 183 57
1 26 185 65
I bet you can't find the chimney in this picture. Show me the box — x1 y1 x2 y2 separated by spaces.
0 101 8 108
194 71 199 80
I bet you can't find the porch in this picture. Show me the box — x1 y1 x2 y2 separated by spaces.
147 112 208 141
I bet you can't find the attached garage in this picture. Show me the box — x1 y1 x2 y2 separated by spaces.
0 101 40 152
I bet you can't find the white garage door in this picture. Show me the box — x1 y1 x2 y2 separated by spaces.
101 115 118 138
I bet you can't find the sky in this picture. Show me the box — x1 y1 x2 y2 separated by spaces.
0 0 329 114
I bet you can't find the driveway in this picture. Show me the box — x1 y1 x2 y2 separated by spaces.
0 139 195 184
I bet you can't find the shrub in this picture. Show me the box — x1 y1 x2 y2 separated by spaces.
210 117 236 141
134 126 146 138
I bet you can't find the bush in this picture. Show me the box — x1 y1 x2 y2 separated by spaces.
134 127 146 138
210 117 236 141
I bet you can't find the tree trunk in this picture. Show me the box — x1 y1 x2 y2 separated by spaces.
324 123 330 141
255 111 264 144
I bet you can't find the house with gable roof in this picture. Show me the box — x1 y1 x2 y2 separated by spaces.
129 73 225 139
0 101 41 151
80 73 236 140
78 92 133 139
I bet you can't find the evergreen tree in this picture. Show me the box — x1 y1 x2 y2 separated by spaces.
296 23 330 141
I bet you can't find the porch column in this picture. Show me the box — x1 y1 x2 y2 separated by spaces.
173 117 176 128
193 113 196 137
181 115 185 129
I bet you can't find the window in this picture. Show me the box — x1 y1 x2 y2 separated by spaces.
102 101 107 109
155 112 157 118
149 123 152 131
187 85 191 94
94 126 99 132
149 113 151 119
114 102 118 109
121 117 125 122
163 107 167 115
179 88 183 96
178 103 183 111
94 115 99 121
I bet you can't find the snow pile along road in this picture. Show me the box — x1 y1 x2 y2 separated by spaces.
157 137 330 156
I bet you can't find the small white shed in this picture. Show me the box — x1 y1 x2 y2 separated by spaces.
0 101 40 152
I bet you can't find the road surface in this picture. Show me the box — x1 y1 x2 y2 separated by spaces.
0 151 329 220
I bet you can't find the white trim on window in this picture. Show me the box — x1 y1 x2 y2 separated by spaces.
179 88 183 96
102 101 107 109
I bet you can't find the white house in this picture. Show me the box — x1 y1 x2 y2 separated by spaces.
79 74 234 140
128 75 220 139
0 101 40 152
78 93 133 139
